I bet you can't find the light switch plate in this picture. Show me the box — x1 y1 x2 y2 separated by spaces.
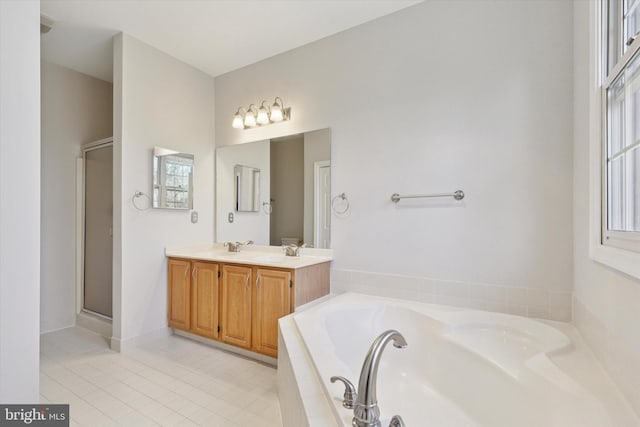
191 211 198 223
228 212 234 223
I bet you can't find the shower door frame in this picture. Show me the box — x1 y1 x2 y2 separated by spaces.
78 137 114 320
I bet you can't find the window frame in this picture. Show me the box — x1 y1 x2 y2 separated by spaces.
589 0 640 280
601 0 640 252
601 51 640 252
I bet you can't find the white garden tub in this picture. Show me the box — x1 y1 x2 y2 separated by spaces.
278 293 638 427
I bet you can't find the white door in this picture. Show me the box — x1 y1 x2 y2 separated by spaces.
83 143 113 318
314 161 331 249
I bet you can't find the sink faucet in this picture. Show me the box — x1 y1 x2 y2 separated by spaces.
223 240 253 252
353 330 407 427
283 243 309 257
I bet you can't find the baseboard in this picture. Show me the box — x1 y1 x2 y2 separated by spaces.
40 323 76 335
110 326 172 353
172 329 277 366
76 311 112 338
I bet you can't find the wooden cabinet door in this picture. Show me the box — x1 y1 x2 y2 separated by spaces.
191 262 219 339
168 258 191 330
220 265 252 349
253 268 291 357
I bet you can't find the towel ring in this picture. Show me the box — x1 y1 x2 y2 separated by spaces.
331 193 350 215
132 191 151 211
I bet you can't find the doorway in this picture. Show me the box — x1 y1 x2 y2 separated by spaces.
82 140 113 319
314 160 331 249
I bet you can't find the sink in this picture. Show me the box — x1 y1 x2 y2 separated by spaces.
193 250 228 258
187 251 296 265
249 255 290 263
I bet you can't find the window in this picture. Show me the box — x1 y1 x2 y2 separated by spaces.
602 0 640 252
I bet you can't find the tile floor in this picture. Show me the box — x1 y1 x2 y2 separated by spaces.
39 327 282 426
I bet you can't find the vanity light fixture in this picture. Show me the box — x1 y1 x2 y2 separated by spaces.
232 107 246 129
270 97 285 122
244 104 258 128
231 97 291 129
256 100 270 125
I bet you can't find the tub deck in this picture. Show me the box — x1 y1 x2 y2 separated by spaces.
278 293 639 427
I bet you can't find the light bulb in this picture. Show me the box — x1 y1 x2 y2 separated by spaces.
270 103 283 122
244 111 256 127
257 106 269 125
232 113 244 129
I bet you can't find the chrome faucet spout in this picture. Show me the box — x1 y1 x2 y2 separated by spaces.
353 330 407 427
223 240 253 252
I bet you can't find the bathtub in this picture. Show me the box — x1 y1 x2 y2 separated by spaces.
278 293 638 427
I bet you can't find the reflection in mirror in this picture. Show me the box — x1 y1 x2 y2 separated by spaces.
215 128 331 248
152 147 194 209
235 165 260 212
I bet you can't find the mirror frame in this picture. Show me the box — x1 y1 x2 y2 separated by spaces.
215 128 332 248
152 146 194 210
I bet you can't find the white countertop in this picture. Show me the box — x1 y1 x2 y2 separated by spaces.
165 243 333 269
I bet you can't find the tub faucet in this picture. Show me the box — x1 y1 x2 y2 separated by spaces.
389 415 406 427
224 240 253 252
353 330 407 427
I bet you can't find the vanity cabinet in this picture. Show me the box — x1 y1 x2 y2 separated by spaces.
168 259 220 339
253 268 291 357
220 265 253 349
168 259 191 330
191 261 219 339
167 256 330 358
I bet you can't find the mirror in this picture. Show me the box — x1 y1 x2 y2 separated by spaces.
216 128 331 248
235 165 260 212
152 147 194 209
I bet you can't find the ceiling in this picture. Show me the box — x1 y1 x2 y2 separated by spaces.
40 0 421 82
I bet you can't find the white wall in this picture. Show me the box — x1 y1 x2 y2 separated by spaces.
215 1 574 320
0 0 40 402
41 62 113 333
216 140 270 245
303 128 331 245
573 0 640 415
113 34 215 347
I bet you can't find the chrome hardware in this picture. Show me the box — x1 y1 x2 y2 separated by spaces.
330 376 357 409
283 243 308 257
223 240 254 252
391 190 464 203
389 415 406 427
352 330 407 427
245 275 250 289
184 267 189 281
192 266 197 280
256 275 260 289
331 192 350 215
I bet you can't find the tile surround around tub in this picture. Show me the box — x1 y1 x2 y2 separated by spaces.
331 269 572 321
574 298 640 417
